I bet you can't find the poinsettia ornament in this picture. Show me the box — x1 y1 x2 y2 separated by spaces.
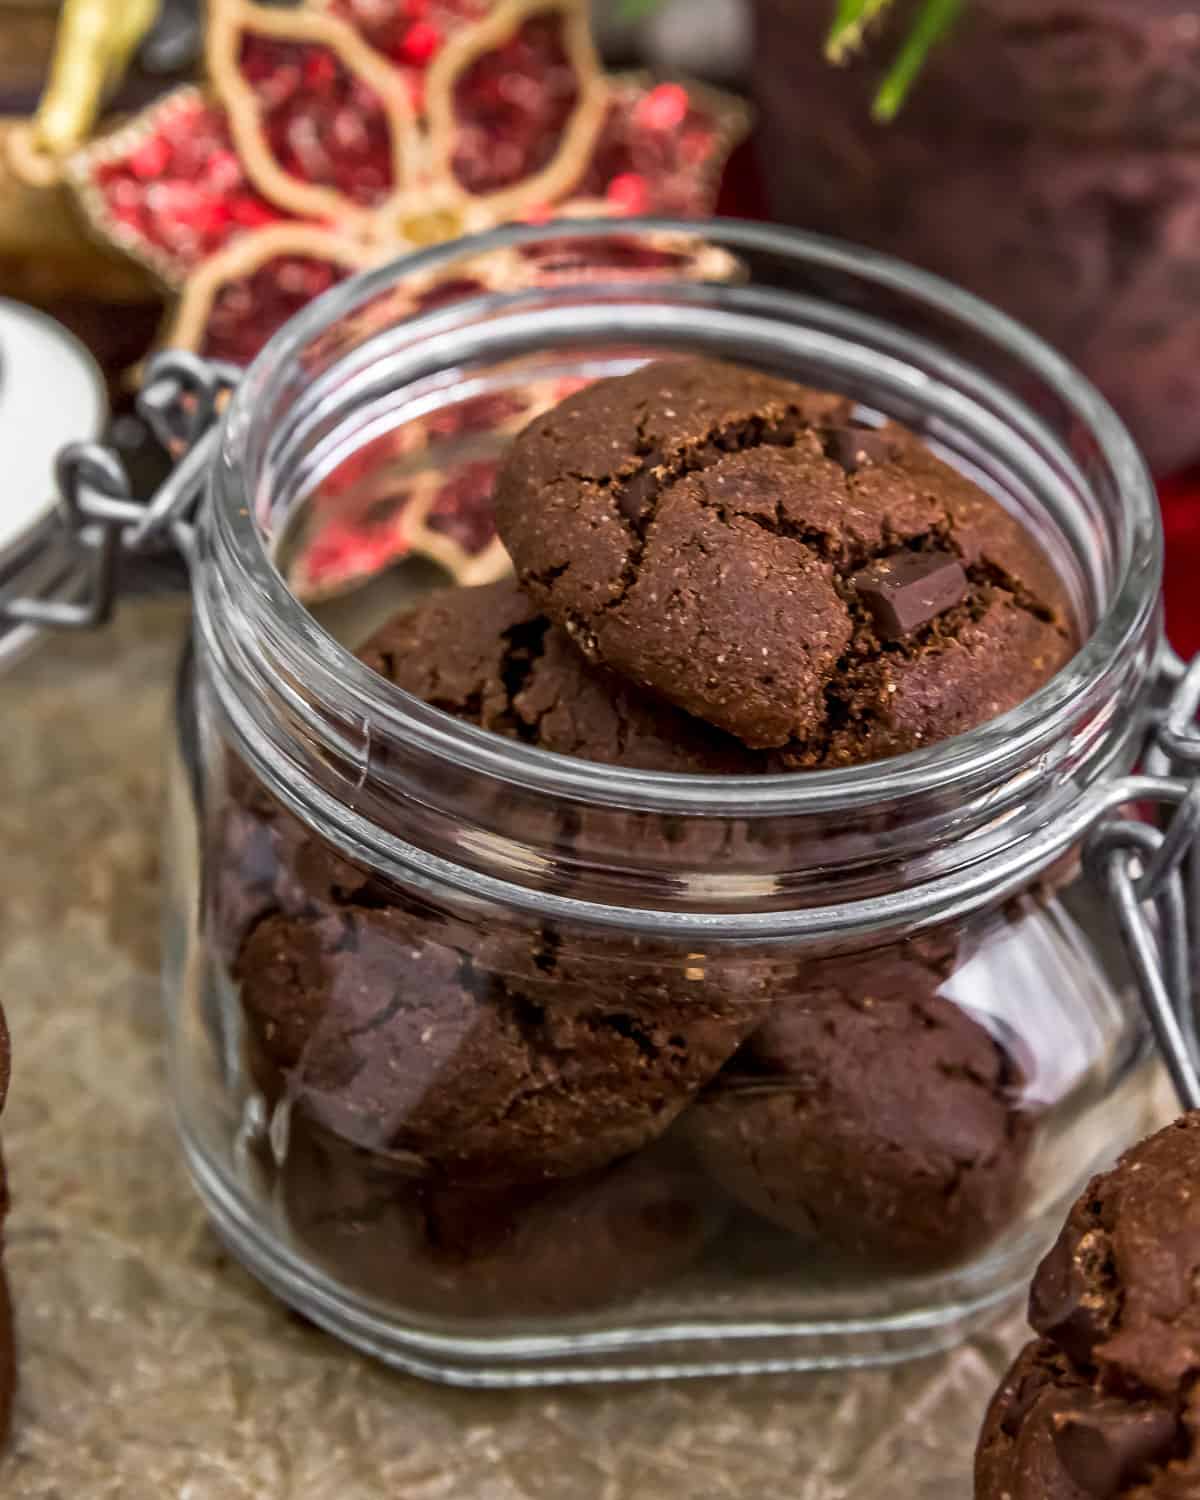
68 0 748 364
68 0 746 599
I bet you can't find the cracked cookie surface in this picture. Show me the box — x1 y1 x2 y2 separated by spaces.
680 946 1033 1270
223 585 773 1191
358 575 779 773
494 356 1078 755
976 1113 1200 1499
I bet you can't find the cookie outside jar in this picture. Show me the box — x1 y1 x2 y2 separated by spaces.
0 299 117 1441
6 220 1198 1387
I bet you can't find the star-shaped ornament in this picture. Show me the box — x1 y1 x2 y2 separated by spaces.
69 0 747 596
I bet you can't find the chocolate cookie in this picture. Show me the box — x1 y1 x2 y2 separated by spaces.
219 581 774 1191
1030 1111 1200 1395
235 903 764 1185
494 357 1076 754
211 751 419 965
280 1122 724 1317
975 1113 1200 1499
212 577 795 972
357 575 776 774
682 947 1032 1269
976 1339 1189 1500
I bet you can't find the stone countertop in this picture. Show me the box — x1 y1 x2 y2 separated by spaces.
0 600 1054 1498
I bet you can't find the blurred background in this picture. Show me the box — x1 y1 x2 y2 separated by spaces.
2 0 1197 648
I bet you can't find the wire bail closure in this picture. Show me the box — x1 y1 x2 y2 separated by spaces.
1084 655 1200 1110
0 351 239 629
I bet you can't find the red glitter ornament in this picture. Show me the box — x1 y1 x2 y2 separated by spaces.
634 82 689 133
400 19 442 64
605 171 649 214
67 0 748 598
70 0 747 363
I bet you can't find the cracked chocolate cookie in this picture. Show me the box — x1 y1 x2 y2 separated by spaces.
494 356 1077 755
235 903 764 1185
357 575 776 773
279 1121 724 1317
976 1339 1191 1500
976 1112 1200 1499
213 578 764 976
353 577 823 879
681 947 1033 1269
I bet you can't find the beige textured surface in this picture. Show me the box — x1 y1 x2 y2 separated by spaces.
0 600 1100 1498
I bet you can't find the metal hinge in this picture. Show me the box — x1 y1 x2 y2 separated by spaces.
1086 651 1200 1109
0 352 239 629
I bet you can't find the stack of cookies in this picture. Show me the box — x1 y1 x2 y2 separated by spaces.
220 358 1079 1315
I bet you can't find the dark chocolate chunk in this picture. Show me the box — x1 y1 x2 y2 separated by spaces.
852 550 969 639
825 424 893 472
1052 1400 1178 1497
1029 1226 1118 1367
618 449 664 524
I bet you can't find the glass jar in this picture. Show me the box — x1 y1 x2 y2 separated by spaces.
152 220 1176 1386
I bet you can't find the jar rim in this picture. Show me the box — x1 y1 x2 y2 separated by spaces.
215 217 1161 820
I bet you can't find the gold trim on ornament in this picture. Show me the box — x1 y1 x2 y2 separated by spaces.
205 0 418 229
166 217 376 352
67 84 217 288
424 0 610 221
6 119 62 186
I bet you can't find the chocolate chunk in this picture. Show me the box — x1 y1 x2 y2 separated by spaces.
618 449 664 525
1052 1401 1178 1497
1029 1226 1118 1367
825 424 893 472
852 550 969 639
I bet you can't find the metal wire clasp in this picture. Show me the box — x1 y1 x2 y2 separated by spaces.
0 352 239 629
1085 652 1200 1109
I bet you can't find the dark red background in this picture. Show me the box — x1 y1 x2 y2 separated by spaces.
718 142 1199 659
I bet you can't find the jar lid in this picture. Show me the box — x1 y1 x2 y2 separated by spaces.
0 298 106 567
0 299 108 668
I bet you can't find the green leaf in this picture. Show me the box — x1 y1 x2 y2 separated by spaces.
825 0 899 62
871 0 965 119
616 0 666 21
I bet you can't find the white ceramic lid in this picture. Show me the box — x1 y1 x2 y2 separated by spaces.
0 299 107 565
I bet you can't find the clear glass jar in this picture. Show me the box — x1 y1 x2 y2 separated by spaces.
164 219 1166 1385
